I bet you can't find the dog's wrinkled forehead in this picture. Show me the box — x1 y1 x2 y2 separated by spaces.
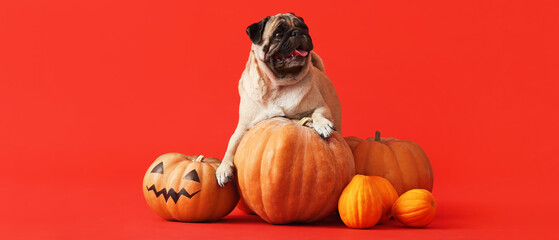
246 13 306 45
263 13 304 37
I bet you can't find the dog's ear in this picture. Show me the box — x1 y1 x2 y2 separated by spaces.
246 16 270 44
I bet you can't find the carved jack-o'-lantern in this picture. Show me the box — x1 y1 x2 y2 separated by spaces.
142 153 239 222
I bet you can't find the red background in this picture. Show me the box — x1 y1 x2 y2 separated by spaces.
1 0 558 239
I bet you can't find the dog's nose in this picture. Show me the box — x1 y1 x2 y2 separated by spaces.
292 30 301 36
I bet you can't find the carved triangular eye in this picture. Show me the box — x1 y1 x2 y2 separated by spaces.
151 162 164 174
183 170 200 182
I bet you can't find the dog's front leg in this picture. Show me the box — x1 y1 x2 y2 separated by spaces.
310 106 336 138
216 124 248 187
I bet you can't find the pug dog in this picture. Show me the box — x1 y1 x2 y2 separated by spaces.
216 13 342 186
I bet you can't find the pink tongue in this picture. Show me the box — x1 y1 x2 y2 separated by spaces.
292 49 308 57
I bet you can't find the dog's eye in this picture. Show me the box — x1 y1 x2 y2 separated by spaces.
275 33 283 39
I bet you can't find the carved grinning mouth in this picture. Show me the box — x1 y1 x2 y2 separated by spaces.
146 184 201 203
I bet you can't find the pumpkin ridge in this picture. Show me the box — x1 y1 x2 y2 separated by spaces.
358 142 369 175
400 143 420 191
291 126 305 221
298 128 320 222
364 177 380 227
331 135 347 189
308 132 322 222
403 142 422 190
257 122 282 222
245 118 281 222
356 178 365 226
407 141 433 191
312 137 342 222
268 122 300 222
366 142 378 176
369 176 398 223
384 142 407 194
394 200 431 214
384 142 407 191
396 207 435 224
293 124 319 222
341 177 358 226
236 124 256 219
405 143 427 191
396 204 432 215
316 133 342 222
337 134 356 190
414 143 433 191
200 163 217 220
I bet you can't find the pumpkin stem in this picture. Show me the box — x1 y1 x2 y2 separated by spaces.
195 155 204 162
375 130 381 142
297 117 313 127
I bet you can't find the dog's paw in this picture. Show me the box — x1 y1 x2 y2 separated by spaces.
311 118 335 138
216 161 234 187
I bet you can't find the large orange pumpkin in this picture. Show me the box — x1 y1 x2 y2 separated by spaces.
392 189 437 227
235 117 355 224
345 131 434 195
236 198 255 215
143 153 239 222
338 175 383 228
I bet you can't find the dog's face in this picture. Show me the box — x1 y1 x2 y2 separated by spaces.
247 13 314 79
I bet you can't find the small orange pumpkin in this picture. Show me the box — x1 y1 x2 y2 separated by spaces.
338 175 383 229
392 189 437 227
235 117 355 224
142 153 239 222
345 131 434 195
369 176 399 223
